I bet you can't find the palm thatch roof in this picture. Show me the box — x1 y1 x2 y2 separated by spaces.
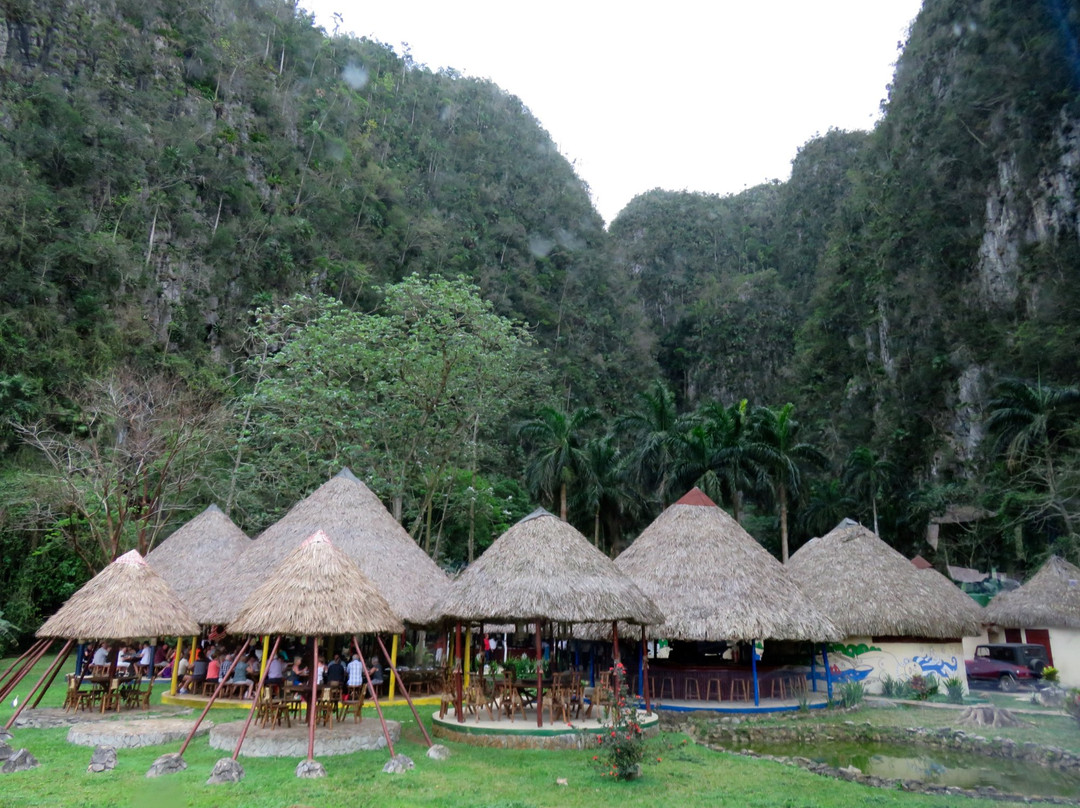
228 530 404 637
145 504 251 625
786 522 982 638
37 550 200 640
984 555 1080 629
608 489 841 642
917 567 986 628
434 509 663 625
222 469 450 626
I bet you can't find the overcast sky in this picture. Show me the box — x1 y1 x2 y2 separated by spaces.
303 1 925 224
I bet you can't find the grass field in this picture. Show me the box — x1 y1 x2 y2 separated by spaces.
1 654 1068 808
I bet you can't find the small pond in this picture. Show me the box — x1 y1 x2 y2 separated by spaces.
745 740 1080 799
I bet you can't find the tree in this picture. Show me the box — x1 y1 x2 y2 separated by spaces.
985 378 1080 473
799 478 857 538
842 446 897 536
616 380 682 509
574 434 626 552
516 405 599 521
17 366 226 572
751 402 827 562
235 276 544 542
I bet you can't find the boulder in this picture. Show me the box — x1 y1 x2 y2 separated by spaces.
206 757 244 784
1 749 39 773
426 744 450 760
145 752 188 777
382 754 414 774
295 759 326 778
88 745 117 773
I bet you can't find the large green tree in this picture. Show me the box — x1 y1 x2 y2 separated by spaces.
515 406 600 521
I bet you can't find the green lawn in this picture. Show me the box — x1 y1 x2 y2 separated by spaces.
0 654 1062 808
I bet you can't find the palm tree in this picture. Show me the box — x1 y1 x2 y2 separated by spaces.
574 435 626 551
670 400 762 522
799 478 857 538
751 403 827 562
515 405 599 520
616 380 682 509
985 378 1080 472
842 446 897 536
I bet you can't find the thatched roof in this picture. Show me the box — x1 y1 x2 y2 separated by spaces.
37 550 200 641
917 568 986 627
984 555 1080 629
609 489 841 642
145 504 251 624
434 509 662 625
786 522 982 638
222 469 450 626
228 530 404 637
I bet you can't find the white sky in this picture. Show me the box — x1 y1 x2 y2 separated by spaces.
303 1 924 224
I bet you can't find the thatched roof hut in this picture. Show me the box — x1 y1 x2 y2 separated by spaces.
223 469 450 626
984 555 1080 630
435 509 662 625
612 489 840 641
229 530 404 637
916 567 986 628
37 550 200 640
786 522 982 638
145 504 251 625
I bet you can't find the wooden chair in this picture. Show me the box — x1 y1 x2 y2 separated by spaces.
314 686 340 727
684 677 701 701
705 677 725 703
497 671 524 722
731 678 752 701
567 671 586 720
62 675 82 711
100 679 123 713
546 672 570 725
650 672 675 701
464 678 495 723
341 686 365 723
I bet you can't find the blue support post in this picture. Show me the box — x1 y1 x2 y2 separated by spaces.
822 643 833 701
638 642 645 697
589 644 595 687
751 640 760 706
809 644 817 692
75 643 84 677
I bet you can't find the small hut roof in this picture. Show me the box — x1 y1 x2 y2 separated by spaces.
435 509 662 625
222 469 450 626
611 489 841 642
786 522 982 638
145 504 251 624
984 555 1080 629
37 550 199 641
917 568 986 626
228 530 403 637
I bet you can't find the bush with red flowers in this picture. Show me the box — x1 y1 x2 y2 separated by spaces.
591 661 644 780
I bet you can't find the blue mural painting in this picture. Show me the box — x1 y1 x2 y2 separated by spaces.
908 655 959 678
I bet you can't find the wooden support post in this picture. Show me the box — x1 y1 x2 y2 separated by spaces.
232 636 281 760
31 640 73 708
535 620 543 728
375 634 431 747
464 627 472 689
307 636 319 762
642 624 652 714
0 639 50 701
177 638 251 757
353 636 395 757
454 622 463 723
5 640 70 729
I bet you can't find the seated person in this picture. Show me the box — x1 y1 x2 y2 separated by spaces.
230 653 254 699
179 652 207 694
346 654 364 689
369 656 384 693
265 655 285 689
205 654 221 687
325 654 347 688
290 657 309 685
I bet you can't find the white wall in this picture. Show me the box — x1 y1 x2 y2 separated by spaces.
822 636 969 694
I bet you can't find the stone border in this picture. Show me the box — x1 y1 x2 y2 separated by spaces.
670 713 1080 804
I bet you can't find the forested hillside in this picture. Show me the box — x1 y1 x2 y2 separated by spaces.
1 0 1078 648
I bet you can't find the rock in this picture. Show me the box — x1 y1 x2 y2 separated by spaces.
206 757 244 784
145 752 187 777
425 744 450 760
295 759 326 778
0 731 11 742
1033 686 1065 708
0 742 13 761
2 749 39 773
382 754 414 774
956 705 1032 729
88 745 117 773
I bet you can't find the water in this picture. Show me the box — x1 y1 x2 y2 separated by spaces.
745 740 1080 799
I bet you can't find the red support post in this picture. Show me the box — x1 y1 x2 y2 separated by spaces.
307 636 319 762
375 634 431 747
641 625 651 714
454 622 463 723
0 639 51 703
534 621 543 728
231 636 281 761
177 638 251 757
352 636 395 758
5 640 71 730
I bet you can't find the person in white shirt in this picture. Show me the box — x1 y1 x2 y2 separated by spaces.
347 654 364 687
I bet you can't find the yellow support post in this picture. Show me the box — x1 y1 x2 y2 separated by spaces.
464 627 472 688
259 635 270 682
188 637 197 664
388 634 399 700
171 636 183 695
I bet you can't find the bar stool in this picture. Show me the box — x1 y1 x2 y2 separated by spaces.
705 677 724 702
731 679 751 701
769 676 788 700
684 678 701 701
650 673 675 701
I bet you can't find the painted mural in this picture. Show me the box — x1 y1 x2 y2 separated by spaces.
820 638 966 693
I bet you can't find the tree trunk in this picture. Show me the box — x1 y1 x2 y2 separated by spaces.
559 482 567 521
779 484 790 563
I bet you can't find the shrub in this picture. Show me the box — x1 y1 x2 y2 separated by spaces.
1042 666 1060 684
880 674 899 698
592 662 645 780
944 676 965 704
838 680 865 709
908 674 939 700
1065 689 1080 727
